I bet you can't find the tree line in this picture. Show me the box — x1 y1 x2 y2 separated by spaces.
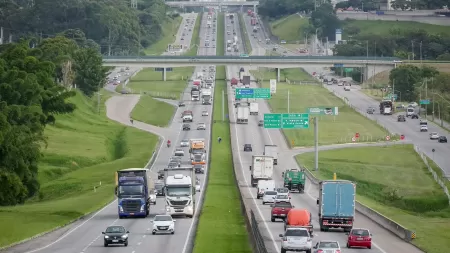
0 35 107 206
335 0 450 11
0 0 175 56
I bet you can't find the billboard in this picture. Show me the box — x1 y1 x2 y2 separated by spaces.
269 79 277 94
167 44 183 52
335 29 342 44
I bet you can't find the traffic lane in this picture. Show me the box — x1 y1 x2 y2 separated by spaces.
105 67 140 91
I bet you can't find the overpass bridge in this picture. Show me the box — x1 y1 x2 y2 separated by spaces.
165 1 259 7
103 55 399 81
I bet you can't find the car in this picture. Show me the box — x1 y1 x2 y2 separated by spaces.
174 148 184 156
180 139 190 147
103 225 129 247
262 190 277 204
169 156 181 164
313 240 340 253
244 143 252 151
366 107 375 114
275 194 290 203
168 160 179 168
197 123 206 130
420 119 428 125
271 202 293 222
397 115 406 122
279 228 312 253
438 136 447 143
151 215 175 235
276 187 290 199
155 181 165 196
183 123 191 131
258 120 264 126
346 228 372 249
149 190 156 204
430 132 439 140
182 33 185 36
181 37 184 40
194 164 205 174
178 101 185 107
420 125 428 132
212 38 215 41
157 169 165 180
201 110 209 116
195 181 201 192
189 28 192 31
411 113 419 119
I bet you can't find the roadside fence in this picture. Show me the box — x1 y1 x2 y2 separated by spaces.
250 210 268 253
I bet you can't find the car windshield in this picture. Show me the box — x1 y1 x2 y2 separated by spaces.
154 215 172 221
175 149 183 152
182 139 189 143
194 165 202 169
277 188 289 193
106 226 125 233
277 195 288 199
318 242 339 248
265 191 277 195
118 185 144 197
351 229 370 236
166 186 191 196
431 132 438 135
285 229 308 237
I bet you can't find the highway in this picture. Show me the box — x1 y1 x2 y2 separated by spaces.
162 13 198 56
2 12 214 253
225 11 425 253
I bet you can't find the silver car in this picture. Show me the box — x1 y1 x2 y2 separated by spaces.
313 240 341 253
279 228 312 253
202 111 209 116
197 123 206 130
180 139 189 147
262 190 277 205
430 132 439 139
174 148 184 156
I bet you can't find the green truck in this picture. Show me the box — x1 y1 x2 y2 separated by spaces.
282 169 306 193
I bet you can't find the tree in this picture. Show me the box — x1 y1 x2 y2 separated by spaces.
389 65 423 102
73 48 108 96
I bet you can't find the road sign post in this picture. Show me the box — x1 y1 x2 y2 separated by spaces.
307 106 339 116
314 117 318 171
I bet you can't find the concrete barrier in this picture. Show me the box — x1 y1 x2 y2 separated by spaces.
299 162 414 242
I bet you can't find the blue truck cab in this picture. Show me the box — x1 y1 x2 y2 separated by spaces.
316 180 355 232
115 168 152 219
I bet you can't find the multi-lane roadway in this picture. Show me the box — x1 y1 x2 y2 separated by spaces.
225 12 425 253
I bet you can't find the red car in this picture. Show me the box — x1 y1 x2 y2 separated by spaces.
346 228 372 249
270 202 293 222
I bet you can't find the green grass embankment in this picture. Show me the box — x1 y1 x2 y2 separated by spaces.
144 15 182 55
216 13 225 56
0 91 158 247
131 96 176 127
296 145 450 253
193 66 252 253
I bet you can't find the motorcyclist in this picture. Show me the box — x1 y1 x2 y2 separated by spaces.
167 140 171 147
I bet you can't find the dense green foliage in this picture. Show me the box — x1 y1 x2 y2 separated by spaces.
0 37 107 206
258 0 314 18
0 0 173 55
335 0 450 11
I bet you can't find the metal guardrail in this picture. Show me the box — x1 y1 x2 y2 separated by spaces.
103 55 400 61
250 210 269 253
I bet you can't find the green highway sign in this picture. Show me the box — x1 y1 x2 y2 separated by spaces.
420 99 430 105
235 88 271 99
264 113 310 129
307 106 339 115
240 54 249 57
344 68 353 72
384 94 398 100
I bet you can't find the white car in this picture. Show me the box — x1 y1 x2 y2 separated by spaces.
149 192 156 204
174 148 184 156
151 215 175 235
195 183 201 192
180 139 189 147
279 228 312 253
275 194 290 203
420 125 428 132
430 132 439 139
202 111 209 116
197 123 206 130
409 102 418 107
313 240 341 253
262 190 277 205
276 187 290 199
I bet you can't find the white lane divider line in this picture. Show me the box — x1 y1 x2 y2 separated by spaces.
142 235 146 238
137 242 142 246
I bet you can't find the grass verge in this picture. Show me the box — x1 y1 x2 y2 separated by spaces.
252 69 388 146
238 13 252 54
251 68 316 82
144 15 182 55
193 66 252 253
131 96 176 127
216 13 225 56
119 67 194 99
0 90 158 247
185 12 202 56
296 144 450 253
270 14 308 43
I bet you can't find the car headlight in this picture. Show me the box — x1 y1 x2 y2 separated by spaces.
121 234 128 239
119 206 123 212
186 206 193 211
104 235 109 239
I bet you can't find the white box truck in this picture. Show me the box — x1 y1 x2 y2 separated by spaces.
197 72 203 79
236 106 249 124
263 145 278 165
249 102 258 115
249 155 274 187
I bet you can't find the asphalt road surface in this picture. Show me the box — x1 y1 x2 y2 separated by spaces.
223 13 425 253
162 13 198 56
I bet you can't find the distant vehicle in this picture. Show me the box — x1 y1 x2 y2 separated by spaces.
279 228 312 253
181 37 184 40
270 202 293 222
420 125 428 132
430 132 439 139
174 148 185 156
275 194 290 203
280 40 286 44
202 111 209 116
397 115 406 122
180 139 190 147
366 107 375 114
411 113 419 119
346 228 372 249
276 187 290 199
258 120 264 126
194 164 205 174
282 169 306 193
157 170 165 180
409 102 418 107
155 181 165 196
314 240 341 253
262 190 277 205
244 143 252 152
197 123 206 130
178 101 185 107
420 119 428 125
151 215 175 235
103 226 129 247
149 191 156 204
183 123 191 130
406 107 415 117
438 136 447 143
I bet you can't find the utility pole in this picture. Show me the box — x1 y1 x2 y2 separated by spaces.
425 78 428 118
420 41 422 64
97 92 101 114
411 41 414 60
432 92 435 122
366 40 369 58
222 90 225 121
314 117 319 171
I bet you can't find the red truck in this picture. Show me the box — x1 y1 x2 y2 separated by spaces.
247 9 252 16
231 78 238 86
271 202 293 222
251 18 256 26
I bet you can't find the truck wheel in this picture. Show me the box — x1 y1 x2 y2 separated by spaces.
306 250 311 253
281 248 286 253
271 217 275 222
104 243 108 247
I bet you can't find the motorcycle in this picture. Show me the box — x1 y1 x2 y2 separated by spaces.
167 142 171 148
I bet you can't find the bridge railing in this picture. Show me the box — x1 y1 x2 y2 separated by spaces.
103 55 400 61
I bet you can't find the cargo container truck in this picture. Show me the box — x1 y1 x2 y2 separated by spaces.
249 155 274 187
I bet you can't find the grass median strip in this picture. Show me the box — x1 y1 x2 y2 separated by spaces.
193 66 252 253
0 91 158 247
144 15 182 55
185 12 202 56
239 13 252 54
131 96 176 127
296 144 450 253
216 13 225 56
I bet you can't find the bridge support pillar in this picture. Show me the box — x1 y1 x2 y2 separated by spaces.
162 68 167 81
363 65 369 82
276 68 280 82
253 4 256 13
0 27 3 45
240 5 243 13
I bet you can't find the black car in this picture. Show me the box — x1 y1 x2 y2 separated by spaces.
411 114 419 119
397 115 406 122
244 144 252 152
194 164 205 174
179 101 185 107
103 225 129 247
438 136 447 143
155 183 165 196
183 124 191 130
258 120 264 127
157 170 165 179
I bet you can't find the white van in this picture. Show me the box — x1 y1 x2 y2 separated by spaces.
406 107 414 117
256 180 275 199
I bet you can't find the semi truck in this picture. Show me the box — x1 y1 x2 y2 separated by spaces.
201 88 212 105
242 76 250 86
236 106 249 124
164 167 196 218
263 145 278 164
249 155 274 187
207 20 212 28
249 102 258 115
231 78 238 86
282 168 306 192
191 89 200 101
189 138 206 161
115 168 153 218
247 9 252 16
317 180 356 232
251 18 256 26
380 100 393 115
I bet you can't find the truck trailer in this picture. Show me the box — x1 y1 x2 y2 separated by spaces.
379 100 393 115
249 155 274 187
263 144 278 164
236 106 249 124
